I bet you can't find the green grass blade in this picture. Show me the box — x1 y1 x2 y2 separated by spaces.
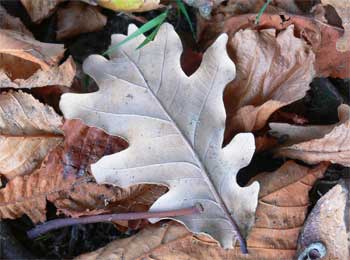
103 10 168 55
176 0 196 40
136 23 162 49
255 0 271 25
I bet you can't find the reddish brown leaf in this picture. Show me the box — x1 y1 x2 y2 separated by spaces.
57 2 107 40
199 13 350 78
76 161 328 260
0 119 166 223
223 26 314 138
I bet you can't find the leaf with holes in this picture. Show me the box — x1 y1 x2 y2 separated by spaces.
60 23 258 249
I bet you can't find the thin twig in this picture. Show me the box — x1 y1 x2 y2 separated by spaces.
27 205 202 239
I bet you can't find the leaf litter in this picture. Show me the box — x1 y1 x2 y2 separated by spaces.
0 1 349 259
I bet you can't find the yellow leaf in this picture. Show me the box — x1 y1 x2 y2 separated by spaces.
96 0 161 12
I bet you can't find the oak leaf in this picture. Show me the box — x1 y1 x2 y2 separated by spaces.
297 180 349 260
224 26 315 138
0 29 76 89
20 0 64 23
75 161 328 260
0 119 165 223
57 2 107 40
60 23 259 249
270 104 350 167
0 91 63 180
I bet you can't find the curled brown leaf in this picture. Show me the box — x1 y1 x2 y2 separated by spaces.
270 104 350 167
0 91 63 180
57 2 107 40
199 13 350 78
0 119 165 223
0 29 76 89
76 161 328 260
224 25 315 139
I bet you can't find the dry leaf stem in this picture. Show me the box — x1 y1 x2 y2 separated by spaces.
27 205 202 239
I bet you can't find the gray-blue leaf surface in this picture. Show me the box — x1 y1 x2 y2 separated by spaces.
59 23 259 248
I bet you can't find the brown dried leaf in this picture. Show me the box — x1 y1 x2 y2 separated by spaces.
321 0 350 52
0 4 33 36
199 14 350 78
57 2 107 40
0 29 75 88
20 0 65 23
0 91 63 180
76 161 328 260
224 26 315 138
297 180 349 260
270 104 350 167
0 119 165 223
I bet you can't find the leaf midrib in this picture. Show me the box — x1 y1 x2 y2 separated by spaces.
112 39 240 237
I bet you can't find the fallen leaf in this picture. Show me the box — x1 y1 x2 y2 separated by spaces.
199 13 350 78
0 29 76 88
0 4 33 36
57 1 107 40
85 0 162 12
297 180 349 260
20 0 64 23
224 26 315 139
60 23 259 249
0 119 165 223
0 91 63 180
321 0 350 52
75 161 328 260
270 104 350 167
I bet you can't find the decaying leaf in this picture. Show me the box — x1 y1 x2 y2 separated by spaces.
82 0 162 12
0 29 76 88
224 26 315 139
297 180 349 260
60 23 259 249
199 13 350 78
321 0 350 52
76 161 328 260
0 91 63 180
270 104 350 167
0 119 165 223
20 0 64 23
57 2 107 40
0 4 33 36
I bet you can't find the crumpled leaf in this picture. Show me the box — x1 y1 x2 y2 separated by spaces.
60 23 259 249
75 161 328 260
0 91 63 180
20 0 64 23
270 104 350 167
224 26 315 138
0 4 33 36
199 13 350 78
0 119 165 223
82 0 161 12
0 29 76 88
321 0 350 52
297 180 349 260
57 1 107 40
